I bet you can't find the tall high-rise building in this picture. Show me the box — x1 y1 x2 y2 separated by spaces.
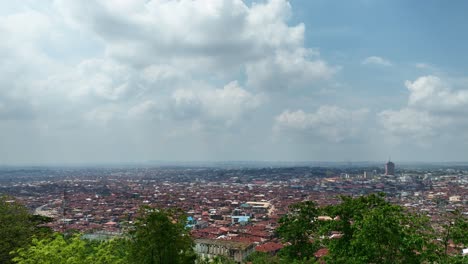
385 160 395 176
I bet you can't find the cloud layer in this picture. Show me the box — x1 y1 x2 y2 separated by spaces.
1 1 468 163
379 75 468 145
362 56 392 67
275 106 369 142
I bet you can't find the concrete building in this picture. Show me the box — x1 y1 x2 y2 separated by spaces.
385 161 395 176
245 201 270 213
194 239 255 263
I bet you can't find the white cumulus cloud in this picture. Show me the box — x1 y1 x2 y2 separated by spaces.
170 81 262 127
362 56 392 66
405 75 468 112
55 0 335 88
0 0 340 163
379 75 468 142
275 105 369 142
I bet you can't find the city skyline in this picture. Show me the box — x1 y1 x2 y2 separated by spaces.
2 0 468 164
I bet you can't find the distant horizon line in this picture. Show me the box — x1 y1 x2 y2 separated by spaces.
2 160 468 167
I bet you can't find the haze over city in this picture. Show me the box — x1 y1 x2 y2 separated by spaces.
2 0 468 164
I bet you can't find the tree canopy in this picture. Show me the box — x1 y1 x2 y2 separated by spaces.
322 194 437 263
12 206 196 264
276 200 320 261
13 234 128 264
276 193 463 264
128 207 196 264
0 196 52 264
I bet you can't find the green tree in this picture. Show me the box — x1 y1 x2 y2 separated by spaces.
13 234 87 264
197 255 237 264
129 207 195 264
88 238 129 264
13 233 128 264
277 194 439 264
29 214 54 240
0 196 37 264
439 210 468 263
320 194 437 264
276 201 320 262
246 252 281 264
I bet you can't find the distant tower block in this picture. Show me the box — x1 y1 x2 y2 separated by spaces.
385 160 395 176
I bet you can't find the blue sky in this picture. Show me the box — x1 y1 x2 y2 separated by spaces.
296 1 468 62
1 0 468 164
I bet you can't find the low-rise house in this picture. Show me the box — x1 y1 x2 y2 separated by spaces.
194 238 255 263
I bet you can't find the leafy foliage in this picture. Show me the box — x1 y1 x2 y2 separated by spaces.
0 196 52 264
439 210 468 263
89 238 130 264
11 205 197 264
447 210 468 246
278 194 442 264
246 251 317 264
13 234 129 264
197 255 237 264
246 252 280 264
276 201 320 261
325 194 438 263
129 207 196 264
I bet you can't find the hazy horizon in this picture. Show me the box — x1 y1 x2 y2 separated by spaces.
3 160 468 168
2 1 468 164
